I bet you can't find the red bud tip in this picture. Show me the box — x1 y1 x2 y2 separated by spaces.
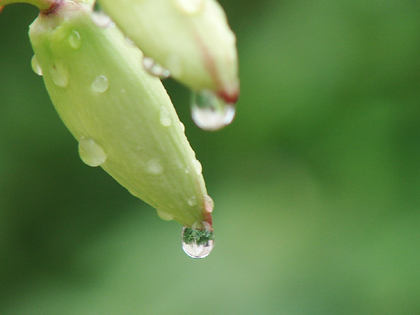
218 88 239 105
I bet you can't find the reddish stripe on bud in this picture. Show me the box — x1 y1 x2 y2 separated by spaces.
218 88 239 105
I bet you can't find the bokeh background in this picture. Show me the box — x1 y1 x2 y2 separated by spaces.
1 0 420 314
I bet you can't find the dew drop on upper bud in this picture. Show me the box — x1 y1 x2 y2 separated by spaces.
182 221 214 259
91 75 109 93
142 56 170 79
68 30 81 49
50 62 69 88
174 0 205 15
191 90 236 131
78 137 107 167
192 159 202 175
91 11 115 29
31 55 42 76
159 106 172 127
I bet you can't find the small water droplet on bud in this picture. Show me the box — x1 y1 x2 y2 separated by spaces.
50 62 69 88
146 158 164 175
91 75 109 93
68 30 82 49
78 137 107 167
142 56 170 79
31 55 42 76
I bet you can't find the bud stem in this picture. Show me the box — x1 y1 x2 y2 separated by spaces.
0 0 61 13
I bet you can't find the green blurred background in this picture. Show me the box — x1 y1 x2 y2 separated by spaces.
1 0 420 314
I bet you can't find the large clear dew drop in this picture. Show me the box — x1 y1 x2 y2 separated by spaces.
191 90 236 131
78 137 107 167
142 56 170 79
182 221 214 259
31 55 42 76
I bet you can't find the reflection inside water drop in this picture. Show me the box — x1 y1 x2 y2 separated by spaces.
191 90 236 131
182 221 214 259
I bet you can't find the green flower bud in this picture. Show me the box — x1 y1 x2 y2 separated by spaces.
98 0 240 103
23 0 213 227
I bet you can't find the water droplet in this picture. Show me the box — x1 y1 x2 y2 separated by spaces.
204 195 214 213
142 56 170 79
192 159 202 175
91 75 109 93
68 30 81 49
31 55 42 76
191 90 236 131
182 221 214 259
159 106 172 127
146 158 163 175
187 196 197 206
157 209 174 221
174 0 205 15
50 62 69 87
91 11 115 28
78 137 107 167
180 122 185 132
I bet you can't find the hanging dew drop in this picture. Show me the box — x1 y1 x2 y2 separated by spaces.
78 137 107 167
50 62 69 88
182 221 214 259
68 30 81 49
142 56 170 79
191 90 236 131
31 55 42 76
91 75 109 93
